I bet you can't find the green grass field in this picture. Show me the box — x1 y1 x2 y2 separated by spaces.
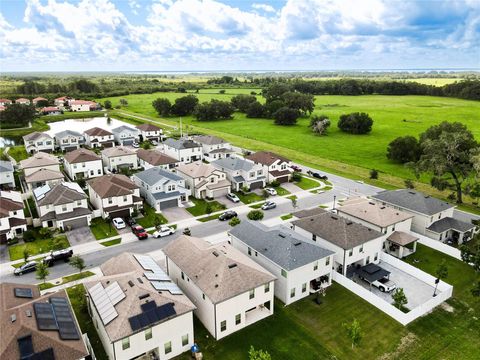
186 198 226 216
89 218 118 240
9 235 70 260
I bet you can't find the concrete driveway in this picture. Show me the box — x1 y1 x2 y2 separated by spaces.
162 207 193 222
66 227 95 246
281 182 303 193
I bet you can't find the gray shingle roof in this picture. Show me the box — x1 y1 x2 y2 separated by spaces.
111 125 138 134
229 221 334 271
212 157 254 171
134 168 183 186
54 130 83 139
164 138 201 150
0 160 13 173
372 190 454 216
192 135 226 145
427 217 475 233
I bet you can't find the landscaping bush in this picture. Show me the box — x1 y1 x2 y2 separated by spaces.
370 169 379 179
22 230 36 242
247 210 264 221
292 171 302 182
229 217 241 227
269 180 280 188
7 237 19 245
338 112 373 134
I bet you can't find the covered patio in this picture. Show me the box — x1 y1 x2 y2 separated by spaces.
385 231 418 259
426 217 477 244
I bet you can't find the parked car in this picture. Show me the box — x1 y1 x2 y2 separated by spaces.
132 225 148 240
14 261 37 276
261 201 277 210
183 227 191 236
219 210 238 221
151 140 159 146
112 217 126 229
152 225 176 238
291 165 302 172
226 192 240 203
359 276 397 292
132 142 140 148
125 216 137 228
265 188 277 196
43 249 73 266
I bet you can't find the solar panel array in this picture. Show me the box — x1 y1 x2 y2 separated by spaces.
14 287 33 298
88 281 126 325
151 281 183 295
134 254 184 296
128 302 177 332
33 297 80 340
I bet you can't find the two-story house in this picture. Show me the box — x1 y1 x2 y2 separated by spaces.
19 152 63 192
15 98 30 105
0 191 27 244
133 168 190 211
162 139 203 164
229 221 334 305
176 161 230 199
54 130 84 152
87 174 143 219
85 253 195 360
32 97 47 106
84 127 115 148
137 149 179 170
101 146 138 172
246 151 292 183
291 208 386 277
54 96 75 108
192 135 234 161
111 125 139 146
163 235 276 340
70 100 97 111
22 132 55 154
0 160 15 188
136 123 164 143
211 157 265 191
372 189 477 244
64 148 103 180
34 182 92 230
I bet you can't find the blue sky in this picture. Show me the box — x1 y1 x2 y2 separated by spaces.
0 0 479 72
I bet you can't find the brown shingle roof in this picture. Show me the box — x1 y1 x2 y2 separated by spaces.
246 151 290 166
136 123 161 131
25 168 64 184
0 195 23 218
102 146 135 158
84 127 113 136
19 152 59 169
387 231 418 246
177 161 220 178
88 174 138 198
64 148 101 164
136 149 178 166
22 132 52 142
36 183 87 206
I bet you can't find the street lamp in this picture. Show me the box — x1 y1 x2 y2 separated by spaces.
333 195 337 211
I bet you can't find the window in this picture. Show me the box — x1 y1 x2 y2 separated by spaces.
77 200 82 206
98 169 101 174
249 289 255 299
90 170 94 175
123 196 127 202
249 172 255 178
302 283 307 293
62 205 67 212
255 251 258 257
257 170 262 175
108 198 113 204
281 269 287 278
122 337 130 350
374 252 378 261
235 314 241 325
202 293 205 300
359 245 364 253
326 257 330 266
312 234 317 241
349 249 353 257
290 288 295 298
248 247 252 256
220 320 227 332
210 178 214 183
182 334 189 346
13 211 17 215
73 164 77 169
164 341 172 354
264 283 270 293
145 328 152 340
313 262 318 271
181 271 184 280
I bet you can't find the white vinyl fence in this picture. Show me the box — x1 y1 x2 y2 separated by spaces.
414 232 462 260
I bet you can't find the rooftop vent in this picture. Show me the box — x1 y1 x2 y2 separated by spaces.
215 284 219 288
212 251 219 257
26 310 32 317
11 314 16 323
346 221 353 225
128 280 135 287
137 277 143 284
408 191 416 194
368 202 375 205
138 294 150 300
228 264 238 269
380 206 385 209
293 242 302 246
278 233 286 238
331 216 338 220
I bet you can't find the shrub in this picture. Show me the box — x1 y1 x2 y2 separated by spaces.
269 180 280 187
310 115 331 135
7 237 19 245
247 210 264 221
229 217 241 227
273 107 300 126
370 169 379 179
22 230 36 242
39 227 53 238
386 136 421 163
292 171 302 182
104 100 112 109
338 112 373 134
404 179 415 189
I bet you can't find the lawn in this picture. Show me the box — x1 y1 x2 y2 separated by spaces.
294 176 321 190
7 145 29 161
186 197 226 216
280 214 293 220
100 237 121 247
274 186 291 196
234 191 264 204
39 271 95 290
9 235 70 260
136 204 168 228
89 218 118 240
197 214 220 222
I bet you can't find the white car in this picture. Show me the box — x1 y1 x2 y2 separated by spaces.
265 188 277 196
112 217 126 229
226 193 240 203
132 142 140 148
152 225 176 238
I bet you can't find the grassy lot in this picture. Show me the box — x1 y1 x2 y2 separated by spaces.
100 237 122 247
198 214 220 222
234 191 264 204
89 218 118 240
67 285 108 360
136 204 168 228
39 271 95 290
9 235 70 260
7 145 29 161
280 214 293 220
186 197 226 216
294 176 321 190
249 202 265 209
274 186 291 196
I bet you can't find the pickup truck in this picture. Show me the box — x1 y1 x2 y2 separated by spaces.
43 249 74 266
359 275 397 292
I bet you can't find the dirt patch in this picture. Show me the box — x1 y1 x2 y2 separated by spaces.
377 332 418 360
440 302 455 313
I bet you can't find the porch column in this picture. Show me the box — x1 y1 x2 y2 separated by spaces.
399 246 404 259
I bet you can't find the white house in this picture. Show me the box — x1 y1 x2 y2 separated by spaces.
102 146 138 172
291 208 386 276
64 148 103 180
84 127 115 148
372 189 477 244
229 221 334 305
0 160 15 188
0 191 27 244
34 182 92 230
87 174 143 219
132 168 190 211
176 161 231 199
136 149 179 170
211 157 266 191
163 235 276 340
162 139 203 164
112 125 139 146
246 151 292 183
192 135 234 161
20 152 64 192
40 106 62 115
54 130 84 152
15 98 30 105
22 132 55 154
70 100 97 111
54 96 75 108
136 123 164 143
85 253 195 360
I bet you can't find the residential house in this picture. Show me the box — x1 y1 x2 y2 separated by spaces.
372 189 477 244
32 97 47 106
0 99 12 106
22 132 55 154
176 161 230 199
88 174 143 219
0 283 90 360
84 127 115 148
15 98 30 105
162 139 203 165
229 221 334 305
20 152 63 192
137 149 179 170
163 235 276 340
64 148 103 180
192 135 234 161
0 160 15 188
211 157 266 191
337 197 418 258
41 106 62 115
291 208 386 276
54 96 74 108
34 182 92 230
112 125 139 146
246 151 292 183
85 253 195 360
0 191 27 244
54 130 84 152
136 123 164 142
133 168 190 211
70 100 97 112
102 146 138 172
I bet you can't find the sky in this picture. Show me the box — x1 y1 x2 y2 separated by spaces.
0 0 479 72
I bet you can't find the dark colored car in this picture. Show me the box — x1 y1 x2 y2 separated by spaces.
132 225 148 240
309 171 328 181
291 165 302 172
219 210 238 221
14 261 37 276
126 217 137 227
183 227 191 236
43 249 73 267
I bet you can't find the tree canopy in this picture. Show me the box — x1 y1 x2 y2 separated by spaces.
386 136 421 163
194 99 234 121
337 112 373 134
171 95 199 116
152 98 172 116
0 103 36 128
273 107 300 125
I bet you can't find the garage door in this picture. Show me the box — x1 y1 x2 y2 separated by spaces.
122 139 134 146
102 142 114 148
64 146 77 152
250 181 264 190
212 188 229 198
0 233 7 245
109 209 130 218
63 216 88 230
159 198 178 210
276 176 289 183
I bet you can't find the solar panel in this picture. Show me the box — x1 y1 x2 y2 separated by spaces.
134 254 162 271
34 303 58 330
17 335 34 359
141 301 157 312
150 281 183 295
50 297 80 340
156 303 176 320
144 272 170 281
88 283 118 325
128 301 177 332
105 281 126 306
14 288 33 298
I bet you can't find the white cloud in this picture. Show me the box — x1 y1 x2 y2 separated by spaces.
252 3 275 13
